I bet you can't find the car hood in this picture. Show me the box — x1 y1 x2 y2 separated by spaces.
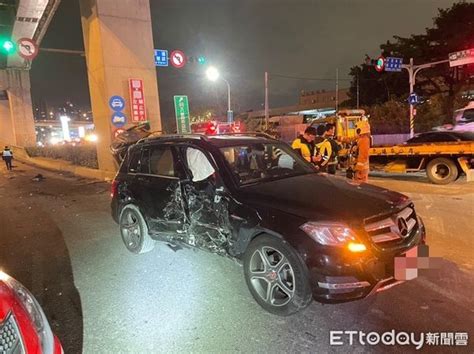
237 173 409 224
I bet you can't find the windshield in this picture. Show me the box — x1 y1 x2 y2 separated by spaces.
219 142 315 186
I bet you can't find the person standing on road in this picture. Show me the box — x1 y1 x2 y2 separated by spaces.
353 121 371 183
313 125 332 172
291 127 321 165
2 146 13 171
324 123 340 175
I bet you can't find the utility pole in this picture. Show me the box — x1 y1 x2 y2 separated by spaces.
335 68 339 112
402 57 449 137
264 71 269 130
356 72 360 109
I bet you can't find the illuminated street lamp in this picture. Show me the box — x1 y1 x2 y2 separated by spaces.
206 66 233 123
60 115 71 141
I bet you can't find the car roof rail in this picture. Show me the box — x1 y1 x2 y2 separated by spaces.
212 132 277 140
138 133 210 144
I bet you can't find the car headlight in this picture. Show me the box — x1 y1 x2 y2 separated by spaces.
300 222 367 252
0 271 55 354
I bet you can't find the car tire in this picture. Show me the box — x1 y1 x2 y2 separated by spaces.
119 204 155 254
426 157 458 185
243 234 312 316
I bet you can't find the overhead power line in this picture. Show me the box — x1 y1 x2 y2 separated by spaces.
270 73 352 82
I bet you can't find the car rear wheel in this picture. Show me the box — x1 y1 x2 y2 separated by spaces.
243 235 312 316
119 204 155 254
426 157 458 185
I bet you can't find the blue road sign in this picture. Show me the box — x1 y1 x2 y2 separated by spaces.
111 111 127 128
408 93 419 105
154 49 168 67
109 95 125 112
385 57 403 72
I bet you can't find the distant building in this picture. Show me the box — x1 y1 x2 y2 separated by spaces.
299 88 350 106
33 100 93 122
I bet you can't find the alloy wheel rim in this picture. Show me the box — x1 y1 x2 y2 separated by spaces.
121 210 141 250
248 246 295 307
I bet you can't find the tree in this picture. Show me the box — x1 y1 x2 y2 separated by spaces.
347 2 474 107
189 106 216 123
365 100 409 134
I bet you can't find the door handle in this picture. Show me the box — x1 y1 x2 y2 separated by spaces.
137 176 147 182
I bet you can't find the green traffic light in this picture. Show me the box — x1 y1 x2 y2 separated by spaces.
1 39 16 54
198 56 206 65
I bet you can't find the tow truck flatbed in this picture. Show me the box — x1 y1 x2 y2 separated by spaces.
370 141 474 157
369 141 474 184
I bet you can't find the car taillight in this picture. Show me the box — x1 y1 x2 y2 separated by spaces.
111 180 119 198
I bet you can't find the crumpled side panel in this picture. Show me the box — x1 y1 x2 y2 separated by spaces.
159 182 233 255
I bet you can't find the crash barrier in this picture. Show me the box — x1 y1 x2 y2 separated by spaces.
26 145 98 169
0 142 115 181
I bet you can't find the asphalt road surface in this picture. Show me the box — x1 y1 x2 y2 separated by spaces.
1 162 473 353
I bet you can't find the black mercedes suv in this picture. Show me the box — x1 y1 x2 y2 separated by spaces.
111 133 426 315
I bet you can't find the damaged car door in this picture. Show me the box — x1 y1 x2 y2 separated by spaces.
137 145 186 235
175 145 234 254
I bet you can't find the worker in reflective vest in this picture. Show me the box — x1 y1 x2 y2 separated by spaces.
353 121 371 183
2 146 13 171
291 126 320 164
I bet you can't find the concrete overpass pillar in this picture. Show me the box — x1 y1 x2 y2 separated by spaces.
79 0 162 172
0 70 36 147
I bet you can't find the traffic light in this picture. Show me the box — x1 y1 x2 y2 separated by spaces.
364 54 386 72
375 56 385 72
0 39 16 55
188 55 207 64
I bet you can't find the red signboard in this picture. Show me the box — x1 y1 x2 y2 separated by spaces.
129 78 147 122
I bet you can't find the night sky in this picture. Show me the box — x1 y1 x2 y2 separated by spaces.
30 0 457 130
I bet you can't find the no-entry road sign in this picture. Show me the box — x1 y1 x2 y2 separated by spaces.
170 50 186 68
17 38 39 60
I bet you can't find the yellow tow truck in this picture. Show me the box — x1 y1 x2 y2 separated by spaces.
309 109 368 141
311 111 473 184
369 131 474 184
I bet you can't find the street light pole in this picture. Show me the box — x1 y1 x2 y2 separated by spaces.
402 57 449 137
222 77 232 123
265 71 269 130
356 72 360 109
205 66 233 123
335 68 339 112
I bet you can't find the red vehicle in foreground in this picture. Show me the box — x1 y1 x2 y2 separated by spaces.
0 271 62 354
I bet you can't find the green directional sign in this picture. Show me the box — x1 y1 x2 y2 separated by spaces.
174 95 191 134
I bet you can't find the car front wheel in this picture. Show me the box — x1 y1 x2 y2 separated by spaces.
119 204 155 254
243 235 312 316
